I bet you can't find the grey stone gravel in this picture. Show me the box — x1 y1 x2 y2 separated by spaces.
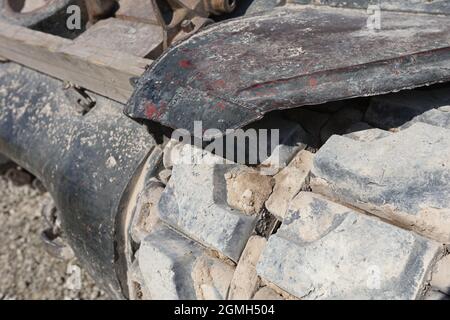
0 172 108 300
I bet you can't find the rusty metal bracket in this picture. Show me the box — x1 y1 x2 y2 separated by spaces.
40 199 75 261
117 0 236 49
152 0 236 48
63 81 96 115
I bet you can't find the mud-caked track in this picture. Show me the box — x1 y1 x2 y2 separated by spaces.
1 62 449 300
128 84 450 300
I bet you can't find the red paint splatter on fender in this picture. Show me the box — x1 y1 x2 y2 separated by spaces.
214 102 226 111
145 103 158 118
309 77 318 88
179 60 193 69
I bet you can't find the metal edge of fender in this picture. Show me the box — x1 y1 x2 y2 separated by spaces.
291 0 450 15
0 63 159 298
125 5 450 138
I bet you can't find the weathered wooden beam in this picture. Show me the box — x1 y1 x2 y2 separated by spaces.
0 21 151 104
73 18 163 58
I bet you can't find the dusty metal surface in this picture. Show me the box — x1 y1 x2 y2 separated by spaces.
126 5 450 137
0 63 158 298
294 0 450 15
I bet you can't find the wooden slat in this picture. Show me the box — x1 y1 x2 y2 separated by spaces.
73 18 163 58
0 21 152 103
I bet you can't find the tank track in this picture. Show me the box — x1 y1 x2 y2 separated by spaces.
126 83 450 300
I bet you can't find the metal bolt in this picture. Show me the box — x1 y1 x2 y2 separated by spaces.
181 19 195 33
63 81 73 90
210 0 236 14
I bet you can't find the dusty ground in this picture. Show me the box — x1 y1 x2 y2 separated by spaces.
0 163 109 300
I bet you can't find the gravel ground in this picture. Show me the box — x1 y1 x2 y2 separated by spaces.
0 161 109 300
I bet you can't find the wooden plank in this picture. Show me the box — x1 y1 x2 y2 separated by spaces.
73 18 163 58
0 21 152 104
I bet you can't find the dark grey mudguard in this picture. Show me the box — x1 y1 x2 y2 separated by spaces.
126 5 450 137
293 0 450 14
